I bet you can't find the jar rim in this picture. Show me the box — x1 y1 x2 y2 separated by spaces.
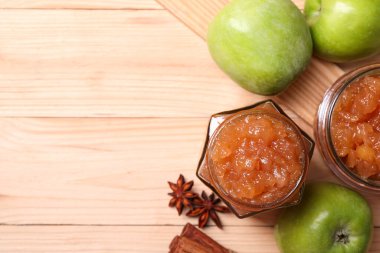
206 108 309 210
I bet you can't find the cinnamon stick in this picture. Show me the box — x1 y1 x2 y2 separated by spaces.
169 223 235 253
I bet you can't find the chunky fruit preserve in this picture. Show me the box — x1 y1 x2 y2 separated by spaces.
209 109 305 205
331 75 380 180
197 100 314 217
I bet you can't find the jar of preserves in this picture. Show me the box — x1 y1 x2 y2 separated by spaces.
197 100 314 218
315 63 380 194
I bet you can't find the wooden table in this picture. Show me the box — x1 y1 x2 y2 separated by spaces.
0 0 379 252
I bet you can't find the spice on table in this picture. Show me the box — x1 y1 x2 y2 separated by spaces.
168 175 231 229
169 223 235 253
186 191 230 229
168 174 197 215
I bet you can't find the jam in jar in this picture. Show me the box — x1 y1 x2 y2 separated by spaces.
316 64 380 194
331 75 380 180
197 100 314 218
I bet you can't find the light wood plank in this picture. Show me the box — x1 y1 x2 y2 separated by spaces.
0 118 378 226
0 226 297 253
339 53 380 72
0 117 286 226
0 9 274 117
0 8 349 120
155 0 305 39
0 0 162 9
0 225 379 253
0 78 294 118
156 0 345 125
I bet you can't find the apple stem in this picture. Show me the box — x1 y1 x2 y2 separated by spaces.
335 229 350 244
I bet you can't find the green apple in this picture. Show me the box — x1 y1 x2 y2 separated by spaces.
207 0 312 95
305 0 380 63
275 182 373 253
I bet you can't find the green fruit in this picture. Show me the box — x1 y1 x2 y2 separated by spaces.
305 0 380 63
207 0 312 95
275 182 373 253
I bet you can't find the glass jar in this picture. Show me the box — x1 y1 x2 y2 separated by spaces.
315 63 380 194
196 100 314 218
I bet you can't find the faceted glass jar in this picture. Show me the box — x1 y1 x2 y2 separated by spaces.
196 100 315 218
315 63 380 194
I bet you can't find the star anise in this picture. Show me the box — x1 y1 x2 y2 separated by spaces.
186 191 230 229
168 174 198 215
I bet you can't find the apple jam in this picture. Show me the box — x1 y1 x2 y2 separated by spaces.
331 75 380 180
209 111 305 205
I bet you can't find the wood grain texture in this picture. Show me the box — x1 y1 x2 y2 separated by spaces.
0 0 162 9
0 117 379 226
340 53 380 72
0 9 273 117
0 1 379 252
155 0 345 124
156 0 304 40
0 225 379 253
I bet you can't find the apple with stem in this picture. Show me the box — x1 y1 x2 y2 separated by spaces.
275 182 373 253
